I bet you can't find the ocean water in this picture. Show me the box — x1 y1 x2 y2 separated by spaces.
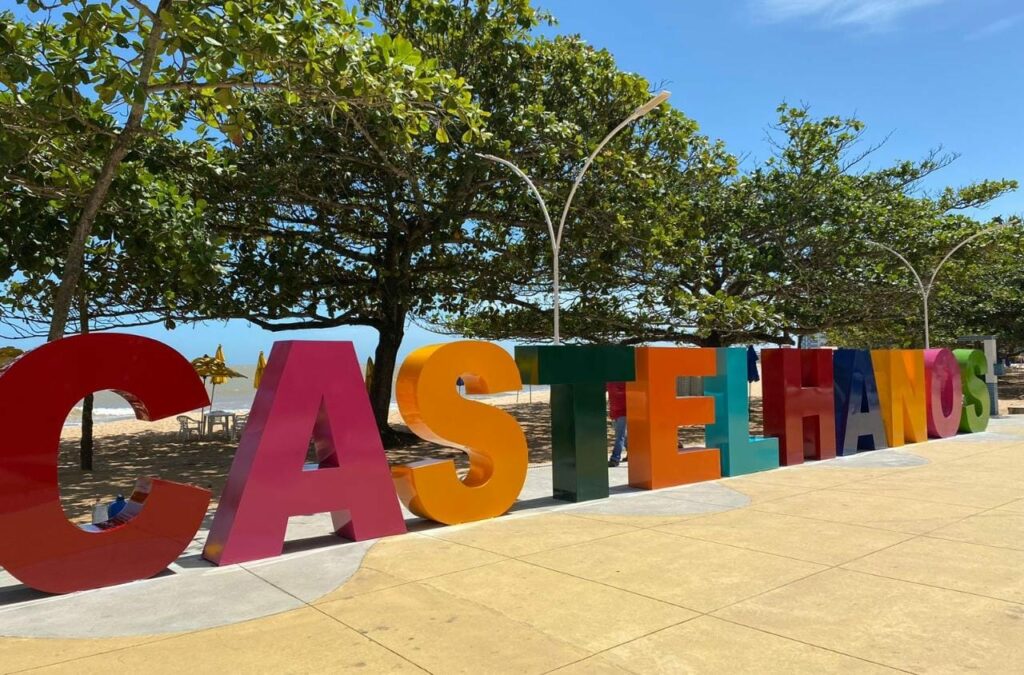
65 364 259 427
64 364 549 427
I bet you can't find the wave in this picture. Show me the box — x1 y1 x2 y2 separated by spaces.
69 406 141 417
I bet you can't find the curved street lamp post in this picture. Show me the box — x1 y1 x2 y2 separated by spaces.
478 91 671 344
865 221 1012 349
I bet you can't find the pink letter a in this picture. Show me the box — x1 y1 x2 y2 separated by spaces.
204 341 406 565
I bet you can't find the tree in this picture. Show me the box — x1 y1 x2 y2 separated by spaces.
0 0 483 342
942 220 1024 356
201 0 715 440
0 134 225 469
827 215 1024 352
448 105 1018 348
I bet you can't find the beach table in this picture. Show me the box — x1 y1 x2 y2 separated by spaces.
204 410 236 437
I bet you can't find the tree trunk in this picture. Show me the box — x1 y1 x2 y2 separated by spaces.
699 331 724 348
369 319 409 447
81 394 95 472
47 5 167 341
79 295 94 471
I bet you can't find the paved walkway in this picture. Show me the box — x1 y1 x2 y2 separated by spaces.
2 418 1024 673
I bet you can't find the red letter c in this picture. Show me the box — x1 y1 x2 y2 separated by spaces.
0 334 211 594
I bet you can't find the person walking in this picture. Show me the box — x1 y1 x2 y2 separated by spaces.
607 382 627 467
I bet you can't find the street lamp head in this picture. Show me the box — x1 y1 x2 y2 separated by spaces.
629 90 671 121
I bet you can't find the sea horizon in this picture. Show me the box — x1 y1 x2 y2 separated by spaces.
63 364 549 427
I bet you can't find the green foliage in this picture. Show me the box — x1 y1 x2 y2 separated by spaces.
195 0 715 432
1 0 479 142
451 102 1019 348
828 216 1024 352
0 0 484 339
0 136 226 336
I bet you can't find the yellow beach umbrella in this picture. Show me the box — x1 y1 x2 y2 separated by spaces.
364 356 374 395
0 346 24 368
191 355 245 382
254 351 267 389
211 345 228 386
191 354 246 425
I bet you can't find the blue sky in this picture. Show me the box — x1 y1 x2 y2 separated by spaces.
7 0 1023 362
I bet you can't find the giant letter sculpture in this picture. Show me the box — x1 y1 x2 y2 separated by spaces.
925 349 963 438
704 348 779 477
833 349 888 455
516 345 635 502
627 347 721 489
0 334 211 594
762 349 837 465
204 341 405 566
393 341 528 524
871 350 927 447
955 348 990 433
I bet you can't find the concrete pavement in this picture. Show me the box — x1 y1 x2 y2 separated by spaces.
2 418 1024 673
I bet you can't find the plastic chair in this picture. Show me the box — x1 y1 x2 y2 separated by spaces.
177 415 201 440
233 413 249 440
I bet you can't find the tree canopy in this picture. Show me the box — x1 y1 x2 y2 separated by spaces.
0 0 484 341
198 0 723 436
443 103 1019 348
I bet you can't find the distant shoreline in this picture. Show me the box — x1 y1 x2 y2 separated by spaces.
61 386 551 428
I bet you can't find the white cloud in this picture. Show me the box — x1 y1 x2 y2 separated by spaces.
752 0 948 29
966 14 1024 40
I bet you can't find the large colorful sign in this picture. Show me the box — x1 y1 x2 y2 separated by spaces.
0 335 991 594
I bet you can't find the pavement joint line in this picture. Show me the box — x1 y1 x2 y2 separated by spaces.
714 484 821 503
734 467 911 490
646 523 914 568
706 614 918 674
741 505 972 537
904 490 1024 546
677 482 1012 621
306 605 433 675
329 560 597 669
734 474 898 491
558 600 916 675
850 472 1024 490
237 564 309 605
397 457 984 622
311 565 419 603
537 613 705 675
923 533 1024 553
823 485 1018 511
376 557 512 587
237 563 433 674
532 566 911 675
720 489 1024 610
419 523 645 567
559 511 672 526
9 622 207 673
420 506 641 532
701 560 834 616
744 495 987 535
835 564 1024 607
364 553 516 587
511 551 708 617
